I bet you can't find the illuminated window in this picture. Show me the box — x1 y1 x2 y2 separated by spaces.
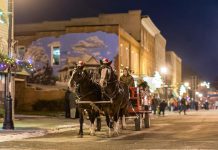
52 47 60 65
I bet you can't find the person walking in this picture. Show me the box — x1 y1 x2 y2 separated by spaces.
159 99 167 116
151 94 159 115
179 96 187 115
194 100 199 111
205 100 209 110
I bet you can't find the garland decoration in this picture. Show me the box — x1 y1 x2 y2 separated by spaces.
0 52 33 73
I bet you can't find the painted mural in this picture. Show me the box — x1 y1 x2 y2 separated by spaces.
22 31 119 76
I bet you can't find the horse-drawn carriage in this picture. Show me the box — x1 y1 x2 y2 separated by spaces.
68 62 151 137
128 87 151 131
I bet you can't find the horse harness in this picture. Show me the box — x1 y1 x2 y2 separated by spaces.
102 80 125 104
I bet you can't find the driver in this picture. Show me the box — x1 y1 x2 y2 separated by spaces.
120 67 135 87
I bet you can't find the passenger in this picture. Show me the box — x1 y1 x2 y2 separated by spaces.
138 80 150 111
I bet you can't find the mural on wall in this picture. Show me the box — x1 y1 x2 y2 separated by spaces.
22 31 119 77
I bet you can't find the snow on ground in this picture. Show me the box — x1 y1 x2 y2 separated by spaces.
0 130 47 142
0 123 81 142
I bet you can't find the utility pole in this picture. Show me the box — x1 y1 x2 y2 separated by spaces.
3 0 14 130
191 76 197 101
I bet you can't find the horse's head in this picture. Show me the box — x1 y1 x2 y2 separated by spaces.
74 67 88 83
99 66 116 88
68 68 88 89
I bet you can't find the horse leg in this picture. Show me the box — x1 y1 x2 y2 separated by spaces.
96 112 101 131
119 109 127 130
113 114 120 136
78 110 84 138
105 113 113 137
88 110 96 136
121 115 127 130
105 113 113 128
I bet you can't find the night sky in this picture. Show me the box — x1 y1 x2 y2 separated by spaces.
14 0 218 81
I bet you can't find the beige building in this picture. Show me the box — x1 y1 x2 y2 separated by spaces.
140 17 165 77
1 0 22 113
15 24 140 78
0 0 8 48
0 0 9 103
166 51 182 90
15 10 168 81
154 34 166 72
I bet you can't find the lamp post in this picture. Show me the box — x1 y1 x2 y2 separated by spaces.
3 0 14 130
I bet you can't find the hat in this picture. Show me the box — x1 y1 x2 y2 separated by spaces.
100 58 112 66
77 61 85 67
123 67 130 71
102 58 110 64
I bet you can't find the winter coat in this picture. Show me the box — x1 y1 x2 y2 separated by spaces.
120 74 135 87
159 101 167 110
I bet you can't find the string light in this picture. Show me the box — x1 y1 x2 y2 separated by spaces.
0 52 33 72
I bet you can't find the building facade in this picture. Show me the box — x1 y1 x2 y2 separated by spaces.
166 51 182 90
0 0 9 103
15 10 170 85
154 34 166 72
15 24 141 80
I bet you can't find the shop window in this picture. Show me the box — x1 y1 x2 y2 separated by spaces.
52 46 60 65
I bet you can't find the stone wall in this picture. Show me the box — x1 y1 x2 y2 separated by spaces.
15 81 65 111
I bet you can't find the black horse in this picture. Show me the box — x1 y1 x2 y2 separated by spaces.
68 67 102 137
99 64 129 136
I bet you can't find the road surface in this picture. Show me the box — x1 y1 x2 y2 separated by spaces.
0 110 218 150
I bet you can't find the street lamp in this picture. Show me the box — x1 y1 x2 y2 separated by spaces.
200 81 210 89
184 82 189 87
1 0 14 129
198 93 203 98
160 67 167 75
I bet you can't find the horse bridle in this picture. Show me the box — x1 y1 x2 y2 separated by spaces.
68 68 99 102
68 68 86 91
100 67 120 100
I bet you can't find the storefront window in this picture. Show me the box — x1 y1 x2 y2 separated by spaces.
52 46 60 65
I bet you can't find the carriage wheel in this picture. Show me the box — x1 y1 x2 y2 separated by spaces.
134 113 141 131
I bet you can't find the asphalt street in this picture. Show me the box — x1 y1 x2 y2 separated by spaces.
0 110 218 150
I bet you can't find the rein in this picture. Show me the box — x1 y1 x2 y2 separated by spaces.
74 90 96 103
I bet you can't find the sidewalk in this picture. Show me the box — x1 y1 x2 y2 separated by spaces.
0 115 80 142
1 110 215 143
